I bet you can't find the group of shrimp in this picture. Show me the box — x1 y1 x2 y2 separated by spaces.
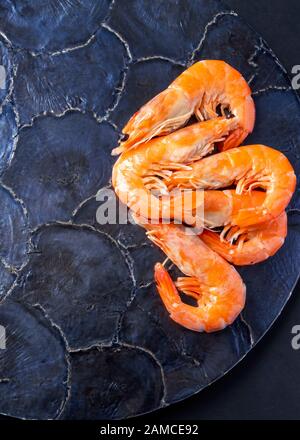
112 60 296 333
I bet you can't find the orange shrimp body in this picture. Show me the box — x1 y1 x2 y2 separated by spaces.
202 189 266 227
169 145 296 228
113 60 255 155
201 211 287 266
146 224 246 332
112 118 237 223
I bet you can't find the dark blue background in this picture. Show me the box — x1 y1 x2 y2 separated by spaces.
147 0 300 420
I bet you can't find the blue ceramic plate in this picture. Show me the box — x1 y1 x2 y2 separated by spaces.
0 0 299 419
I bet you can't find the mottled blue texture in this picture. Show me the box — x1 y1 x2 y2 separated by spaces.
0 185 28 269
12 224 134 349
0 0 299 420
0 299 68 419
0 0 111 52
3 113 117 226
13 27 128 126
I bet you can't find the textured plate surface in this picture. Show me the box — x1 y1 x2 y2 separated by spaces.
0 0 299 419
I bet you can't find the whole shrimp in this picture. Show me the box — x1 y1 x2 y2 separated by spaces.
113 60 255 155
112 117 238 224
168 145 296 228
142 222 246 333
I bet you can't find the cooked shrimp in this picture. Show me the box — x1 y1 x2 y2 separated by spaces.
202 189 266 228
144 223 246 332
168 145 296 227
113 60 255 155
201 211 287 265
112 117 237 224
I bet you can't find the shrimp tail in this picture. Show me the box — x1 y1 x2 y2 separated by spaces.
114 60 255 155
148 223 246 333
154 263 182 317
